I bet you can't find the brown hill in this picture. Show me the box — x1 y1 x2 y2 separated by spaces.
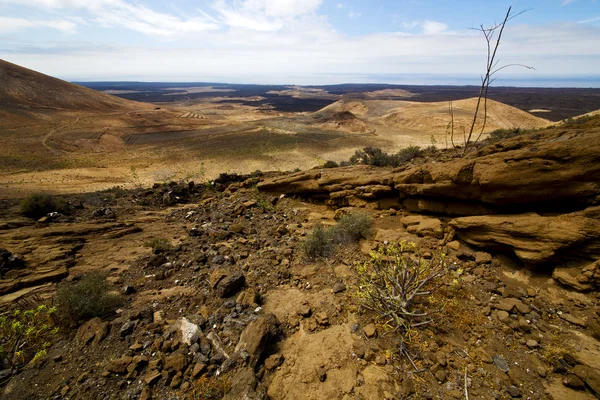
317 98 551 136
311 111 372 134
0 59 142 114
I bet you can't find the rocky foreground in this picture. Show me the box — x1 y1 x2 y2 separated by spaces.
0 117 599 400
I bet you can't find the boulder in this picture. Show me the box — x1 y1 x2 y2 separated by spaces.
216 272 246 298
401 215 443 239
235 314 280 367
76 318 109 345
449 208 600 265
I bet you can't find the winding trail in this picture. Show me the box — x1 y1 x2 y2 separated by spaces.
41 116 80 153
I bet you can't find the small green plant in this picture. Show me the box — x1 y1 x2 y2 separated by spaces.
0 304 58 372
355 242 446 335
304 212 374 259
55 271 123 325
144 237 173 254
129 166 143 187
20 193 68 219
323 160 339 168
257 198 274 212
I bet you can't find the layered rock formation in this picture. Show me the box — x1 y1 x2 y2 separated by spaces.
258 123 600 291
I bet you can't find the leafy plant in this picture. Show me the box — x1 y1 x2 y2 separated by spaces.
257 198 274 212
20 193 69 219
0 304 58 373
55 271 123 325
355 242 446 334
322 160 339 168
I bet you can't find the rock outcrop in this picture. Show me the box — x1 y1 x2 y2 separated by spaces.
258 129 600 214
258 124 600 291
449 207 600 265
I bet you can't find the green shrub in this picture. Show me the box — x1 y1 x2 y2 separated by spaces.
348 146 422 167
395 146 423 164
304 224 334 259
331 212 374 243
144 238 173 254
0 304 58 371
487 128 524 143
323 160 339 168
56 271 123 324
304 212 374 259
20 193 68 219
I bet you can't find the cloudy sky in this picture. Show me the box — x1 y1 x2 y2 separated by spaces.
0 0 599 86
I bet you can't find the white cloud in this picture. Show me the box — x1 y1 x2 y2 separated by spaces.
211 0 323 31
562 0 578 5
348 11 361 19
0 0 220 36
422 20 448 35
1 0 599 84
0 16 76 34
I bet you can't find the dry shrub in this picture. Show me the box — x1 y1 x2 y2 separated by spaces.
192 376 231 399
20 193 69 219
56 271 123 325
144 237 173 254
304 212 374 259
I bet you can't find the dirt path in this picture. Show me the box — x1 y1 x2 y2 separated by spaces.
41 116 81 153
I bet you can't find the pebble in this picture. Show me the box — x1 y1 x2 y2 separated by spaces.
492 355 510 373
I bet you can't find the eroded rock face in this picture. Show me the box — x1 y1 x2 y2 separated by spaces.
449 207 600 265
258 130 600 214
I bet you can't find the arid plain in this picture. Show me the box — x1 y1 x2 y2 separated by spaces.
4 59 599 198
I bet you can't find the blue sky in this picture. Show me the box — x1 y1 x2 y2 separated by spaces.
0 0 599 86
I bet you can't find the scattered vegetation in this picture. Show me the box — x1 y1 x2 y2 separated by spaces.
0 304 58 373
348 146 423 167
20 193 69 219
257 198 274 212
304 212 374 259
192 376 232 399
541 332 569 366
562 115 594 127
55 271 123 325
144 237 173 254
354 242 446 336
485 127 527 143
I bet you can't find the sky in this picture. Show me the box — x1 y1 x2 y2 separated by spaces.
0 0 599 86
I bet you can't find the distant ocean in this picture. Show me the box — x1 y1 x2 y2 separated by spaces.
359 75 600 88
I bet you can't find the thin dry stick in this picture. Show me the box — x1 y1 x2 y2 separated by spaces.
464 366 469 400
459 7 534 156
